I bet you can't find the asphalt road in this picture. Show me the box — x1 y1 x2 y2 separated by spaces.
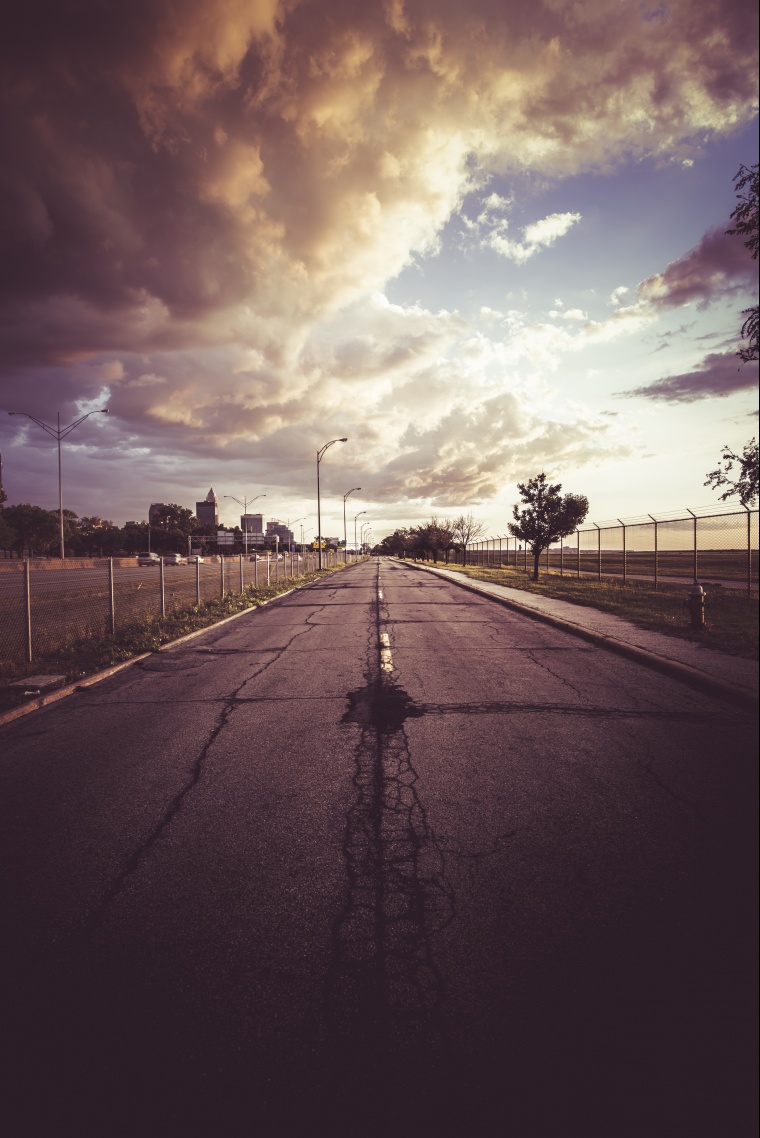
0 559 756 1137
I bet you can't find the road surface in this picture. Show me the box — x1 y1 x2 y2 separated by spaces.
0 558 756 1137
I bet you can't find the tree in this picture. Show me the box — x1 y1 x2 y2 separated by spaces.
726 162 759 363
77 516 122 556
2 503 59 556
378 528 414 557
450 513 486 564
508 473 589 581
149 503 197 533
409 518 453 563
704 438 758 507
0 512 16 556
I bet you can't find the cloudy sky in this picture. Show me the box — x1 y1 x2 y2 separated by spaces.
1 0 757 541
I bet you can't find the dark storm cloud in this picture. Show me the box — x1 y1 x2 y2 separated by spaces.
637 226 758 311
0 0 757 509
621 351 759 402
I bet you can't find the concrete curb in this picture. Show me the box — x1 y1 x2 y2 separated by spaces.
0 655 154 728
398 560 758 712
0 566 356 730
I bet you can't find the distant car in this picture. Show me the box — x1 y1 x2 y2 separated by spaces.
137 552 160 566
163 553 186 565
188 555 205 564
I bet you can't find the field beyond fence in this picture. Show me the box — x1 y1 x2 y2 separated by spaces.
0 550 359 679
460 505 758 595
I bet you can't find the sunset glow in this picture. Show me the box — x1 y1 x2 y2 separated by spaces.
2 0 757 535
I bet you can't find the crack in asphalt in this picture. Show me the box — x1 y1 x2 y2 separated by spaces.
326 561 456 1090
410 701 738 722
524 647 585 698
74 622 315 936
636 758 713 827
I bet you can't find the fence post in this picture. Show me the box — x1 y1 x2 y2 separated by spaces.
23 559 32 663
267 557 270 587
618 521 626 586
746 506 752 598
275 555 279 584
239 552 244 593
160 557 166 618
577 530 580 577
686 509 697 581
546 543 550 574
196 558 201 606
254 556 258 590
560 539 564 577
595 524 601 580
649 515 658 588
220 555 225 599
109 557 115 635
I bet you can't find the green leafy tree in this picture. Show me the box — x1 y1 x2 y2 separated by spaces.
726 162 759 363
150 504 197 534
704 438 758 507
508 473 589 580
2 503 60 556
0 512 17 554
409 518 453 563
77 516 122 555
121 521 150 553
378 528 413 557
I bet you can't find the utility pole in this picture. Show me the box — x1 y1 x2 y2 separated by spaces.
316 438 347 570
8 408 109 558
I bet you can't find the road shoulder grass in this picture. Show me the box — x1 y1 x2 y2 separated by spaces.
412 561 758 661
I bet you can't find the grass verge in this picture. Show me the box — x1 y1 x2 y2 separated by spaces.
0 564 348 714
413 561 758 660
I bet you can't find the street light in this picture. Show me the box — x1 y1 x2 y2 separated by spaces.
224 493 266 556
343 487 361 561
360 521 371 553
354 510 366 557
317 437 347 570
8 407 109 559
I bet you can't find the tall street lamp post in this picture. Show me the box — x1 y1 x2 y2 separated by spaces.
343 487 361 561
224 493 266 556
361 522 371 551
317 438 347 570
8 407 109 559
354 510 366 557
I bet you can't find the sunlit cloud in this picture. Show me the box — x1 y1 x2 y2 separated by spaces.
0 0 757 519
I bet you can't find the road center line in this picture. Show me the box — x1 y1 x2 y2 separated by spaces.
379 632 393 673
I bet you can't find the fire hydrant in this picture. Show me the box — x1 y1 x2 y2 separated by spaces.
688 582 706 628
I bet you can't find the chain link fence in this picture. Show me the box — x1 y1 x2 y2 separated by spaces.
463 505 758 595
0 550 353 667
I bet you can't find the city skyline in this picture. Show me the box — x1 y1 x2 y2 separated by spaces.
0 1 757 541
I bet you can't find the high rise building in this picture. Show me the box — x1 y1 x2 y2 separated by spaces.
266 520 294 548
195 487 219 527
148 503 167 525
241 513 264 534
